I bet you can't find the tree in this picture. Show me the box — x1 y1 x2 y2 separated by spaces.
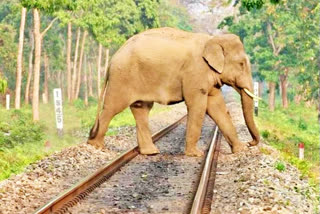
75 30 87 99
24 28 34 105
0 23 16 89
22 0 63 121
71 27 81 101
66 22 72 101
220 0 319 110
14 7 26 109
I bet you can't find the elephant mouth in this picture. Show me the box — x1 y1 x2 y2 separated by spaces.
243 88 261 100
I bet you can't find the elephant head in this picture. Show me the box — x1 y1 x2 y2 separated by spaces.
203 34 260 146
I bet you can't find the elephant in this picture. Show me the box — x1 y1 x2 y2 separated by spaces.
87 27 260 157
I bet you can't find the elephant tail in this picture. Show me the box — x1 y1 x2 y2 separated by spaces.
89 69 110 139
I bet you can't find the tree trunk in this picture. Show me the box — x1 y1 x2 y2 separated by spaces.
88 62 93 97
280 68 289 108
67 22 72 101
268 82 276 111
15 7 27 109
75 30 87 99
43 51 49 104
97 44 102 96
258 82 263 97
57 70 62 89
32 8 41 121
84 55 88 106
103 48 109 78
25 29 34 105
71 27 81 101
294 95 301 104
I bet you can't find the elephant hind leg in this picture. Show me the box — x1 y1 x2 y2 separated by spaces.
130 101 159 155
87 92 131 149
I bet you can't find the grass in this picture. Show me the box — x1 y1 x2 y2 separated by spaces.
256 100 319 185
0 101 172 181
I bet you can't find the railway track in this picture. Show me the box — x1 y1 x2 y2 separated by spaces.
35 115 221 214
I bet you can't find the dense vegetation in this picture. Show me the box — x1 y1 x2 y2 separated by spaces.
220 0 319 110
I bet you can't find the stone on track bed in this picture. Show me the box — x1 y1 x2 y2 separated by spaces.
69 117 215 213
0 104 187 214
210 88 319 214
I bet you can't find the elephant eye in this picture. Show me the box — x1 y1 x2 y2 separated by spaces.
240 62 244 70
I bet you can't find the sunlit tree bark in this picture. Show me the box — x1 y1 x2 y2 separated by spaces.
15 7 27 109
25 29 34 105
66 22 72 101
71 27 81 100
97 44 102 96
75 30 87 99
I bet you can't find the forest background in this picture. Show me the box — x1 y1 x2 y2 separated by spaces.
0 0 319 186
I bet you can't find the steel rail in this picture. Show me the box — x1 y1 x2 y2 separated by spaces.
190 126 221 214
34 115 187 214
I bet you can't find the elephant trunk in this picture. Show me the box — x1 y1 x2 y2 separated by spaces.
240 89 260 146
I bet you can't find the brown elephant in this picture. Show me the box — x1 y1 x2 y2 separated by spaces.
88 27 260 156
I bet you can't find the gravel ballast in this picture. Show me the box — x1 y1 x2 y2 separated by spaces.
0 90 318 214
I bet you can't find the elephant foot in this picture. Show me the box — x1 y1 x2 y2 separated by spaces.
185 147 204 157
248 140 259 146
231 143 248 153
87 139 105 149
139 144 160 155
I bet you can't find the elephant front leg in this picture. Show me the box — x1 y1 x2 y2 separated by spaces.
184 95 207 157
207 92 247 153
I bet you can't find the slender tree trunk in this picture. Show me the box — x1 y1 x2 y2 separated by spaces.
57 70 62 89
25 29 34 105
84 55 88 106
32 8 41 121
75 30 87 99
258 82 263 97
43 51 49 104
71 27 81 100
268 82 276 111
97 44 102 96
88 62 93 97
15 7 27 109
103 48 109 78
67 22 72 101
280 68 289 108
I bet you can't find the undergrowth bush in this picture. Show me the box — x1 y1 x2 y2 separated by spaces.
0 109 44 149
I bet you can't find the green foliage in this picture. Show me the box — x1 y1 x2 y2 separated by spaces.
73 98 86 109
0 77 7 93
159 0 193 31
221 0 320 100
242 0 265 10
257 103 319 181
274 161 285 171
241 0 280 11
0 23 16 88
20 0 74 13
0 109 45 149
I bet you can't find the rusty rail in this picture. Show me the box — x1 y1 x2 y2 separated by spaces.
34 115 187 214
190 126 221 214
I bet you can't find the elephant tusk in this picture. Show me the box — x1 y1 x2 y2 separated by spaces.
244 88 262 100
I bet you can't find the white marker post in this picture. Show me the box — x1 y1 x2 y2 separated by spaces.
254 82 259 116
298 143 304 160
6 94 10 110
53 88 63 136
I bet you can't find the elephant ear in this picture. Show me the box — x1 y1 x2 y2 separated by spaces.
202 40 224 73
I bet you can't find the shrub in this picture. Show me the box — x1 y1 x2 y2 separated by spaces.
0 109 44 149
298 118 308 130
73 99 86 109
